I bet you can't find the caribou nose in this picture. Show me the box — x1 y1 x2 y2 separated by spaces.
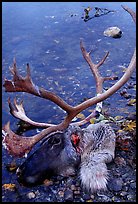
16 166 43 186
16 167 26 184
16 167 22 177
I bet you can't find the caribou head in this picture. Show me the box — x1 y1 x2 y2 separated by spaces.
16 126 83 186
2 6 136 192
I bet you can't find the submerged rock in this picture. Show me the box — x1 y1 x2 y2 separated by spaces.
104 27 122 38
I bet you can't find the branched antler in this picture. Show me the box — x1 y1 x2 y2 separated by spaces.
2 5 136 157
73 42 118 126
4 59 73 114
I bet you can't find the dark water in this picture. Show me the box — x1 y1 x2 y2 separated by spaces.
2 2 136 195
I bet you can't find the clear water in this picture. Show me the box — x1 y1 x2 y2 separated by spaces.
2 1 136 188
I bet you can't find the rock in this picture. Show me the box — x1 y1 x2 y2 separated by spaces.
127 194 136 201
43 179 53 186
120 88 127 96
27 192 36 199
104 27 122 38
126 113 136 121
70 184 77 191
58 190 64 197
120 191 128 197
107 178 123 191
82 194 91 200
64 189 74 201
97 193 112 202
123 93 131 99
129 182 136 190
114 156 126 166
122 173 130 179
74 190 81 195
127 82 135 89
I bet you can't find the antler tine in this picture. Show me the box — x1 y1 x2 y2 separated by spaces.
2 6 136 157
97 51 109 68
8 97 56 128
9 58 18 78
121 5 136 23
80 39 116 94
26 63 31 79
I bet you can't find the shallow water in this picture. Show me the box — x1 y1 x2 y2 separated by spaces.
2 2 136 197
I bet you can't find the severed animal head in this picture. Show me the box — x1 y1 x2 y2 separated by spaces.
16 125 83 186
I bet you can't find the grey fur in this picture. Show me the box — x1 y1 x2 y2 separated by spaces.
79 121 116 192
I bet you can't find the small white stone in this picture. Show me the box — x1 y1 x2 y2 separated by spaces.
27 192 36 199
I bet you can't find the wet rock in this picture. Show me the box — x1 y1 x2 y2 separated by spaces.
127 194 136 201
43 179 53 186
66 177 74 187
122 185 129 192
126 113 136 121
124 93 131 99
97 193 112 202
74 190 81 195
27 192 36 199
127 82 135 89
64 189 74 201
90 195 95 199
107 178 123 191
114 156 126 166
58 190 64 197
70 184 77 191
122 172 130 179
103 27 122 38
120 88 127 96
120 191 128 197
129 182 136 190
82 193 91 201
120 89 131 99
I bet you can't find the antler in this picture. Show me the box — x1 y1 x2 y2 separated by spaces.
4 59 73 114
2 5 136 157
7 97 56 128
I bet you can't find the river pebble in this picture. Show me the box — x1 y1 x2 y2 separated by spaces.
64 189 74 201
27 192 36 199
107 178 123 192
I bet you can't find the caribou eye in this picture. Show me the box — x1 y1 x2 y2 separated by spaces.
48 137 61 146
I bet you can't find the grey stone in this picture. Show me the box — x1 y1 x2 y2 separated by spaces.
127 194 136 201
129 182 136 189
104 27 122 38
114 156 126 166
64 189 74 201
107 178 123 191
